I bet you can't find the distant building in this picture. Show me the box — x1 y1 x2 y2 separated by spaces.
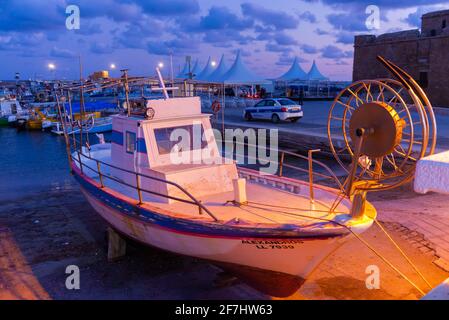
353 9 449 107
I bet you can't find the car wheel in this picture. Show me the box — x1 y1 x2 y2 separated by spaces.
244 112 253 121
271 114 280 124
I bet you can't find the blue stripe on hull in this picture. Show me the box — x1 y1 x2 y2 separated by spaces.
73 170 347 240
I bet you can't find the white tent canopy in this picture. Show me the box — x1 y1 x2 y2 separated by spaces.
205 54 229 82
277 57 308 81
307 60 329 81
191 59 202 78
196 56 215 80
218 51 270 84
176 60 189 78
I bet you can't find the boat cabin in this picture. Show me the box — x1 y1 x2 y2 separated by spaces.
110 97 238 203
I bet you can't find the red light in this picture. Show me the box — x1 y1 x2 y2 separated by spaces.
281 107 288 112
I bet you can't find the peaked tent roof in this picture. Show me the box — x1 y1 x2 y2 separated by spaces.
205 54 229 82
307 60 329 81
277 57 308 81
191 59 202 78
196 56 215 80
219 51 269 84
176 60 189 78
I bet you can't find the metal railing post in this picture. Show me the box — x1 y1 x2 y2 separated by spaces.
78 152 83 174
308 149 321 207
279 152 285 177
136 174 143 205
97 161 104 188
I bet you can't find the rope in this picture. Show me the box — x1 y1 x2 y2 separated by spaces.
237 202 426 296
374 219 432 289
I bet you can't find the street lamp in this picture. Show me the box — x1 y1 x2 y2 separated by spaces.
48 63 56 80
158 62 164 68
110 63 116 70
211 60 217 67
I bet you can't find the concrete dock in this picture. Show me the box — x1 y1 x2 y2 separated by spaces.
1 180 448 300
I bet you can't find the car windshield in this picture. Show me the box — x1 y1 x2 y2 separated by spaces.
277 99 297 106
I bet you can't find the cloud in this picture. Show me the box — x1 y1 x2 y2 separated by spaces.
137 0 200 16
0 0 65 32
300 44 318 54
276 52 308 66
241 3 299 30
50 47 78 58
73 0 143 23
320 45 352 59
265 43 293 53
315 28 330 35
198 6 253 31
305 0 447 9
74 22 103 36
0 32 46 50
335 31 354 44
298 11 317 23
273 32 298 46
203 30 254 46
403 7 435 27
114 19 164 49
90 42 114 54
327 13 368 32
147 35 199 55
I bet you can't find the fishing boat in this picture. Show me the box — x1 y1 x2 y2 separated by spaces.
16 107 60 131
59 57 436 297
51 114 112 135
0 96 27 126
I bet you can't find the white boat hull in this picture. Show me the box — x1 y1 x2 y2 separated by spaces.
81 186 350 296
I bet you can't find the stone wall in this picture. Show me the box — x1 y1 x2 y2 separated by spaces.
353 10 449 107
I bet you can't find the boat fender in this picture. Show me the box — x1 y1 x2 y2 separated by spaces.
211 100 221 114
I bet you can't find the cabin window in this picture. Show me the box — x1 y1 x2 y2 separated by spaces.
430 29 437 36
125 131 136 154
154 124 207 155
443 19 447 29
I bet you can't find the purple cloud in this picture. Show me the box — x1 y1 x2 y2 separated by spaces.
321 45 352 59
241 3 299 30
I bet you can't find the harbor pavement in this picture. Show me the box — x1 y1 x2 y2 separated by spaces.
1 183 448 300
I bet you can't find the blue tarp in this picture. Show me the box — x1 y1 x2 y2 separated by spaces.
64 101 117 113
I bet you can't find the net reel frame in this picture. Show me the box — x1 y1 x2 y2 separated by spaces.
327 56 437 193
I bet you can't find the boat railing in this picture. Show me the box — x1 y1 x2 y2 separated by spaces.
223 140 345 195
72 150 219 222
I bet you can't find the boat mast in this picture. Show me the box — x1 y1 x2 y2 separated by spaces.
79 55 85 148
121 69 131 116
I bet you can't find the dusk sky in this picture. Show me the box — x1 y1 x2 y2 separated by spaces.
1 0 448 81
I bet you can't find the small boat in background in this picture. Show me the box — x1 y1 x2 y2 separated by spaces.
51 114 112 135
0 97 27 126
16 107 59 131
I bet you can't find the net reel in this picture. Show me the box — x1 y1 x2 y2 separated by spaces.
328 56 437 195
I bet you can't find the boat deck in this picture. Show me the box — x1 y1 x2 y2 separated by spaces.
76 148 354 228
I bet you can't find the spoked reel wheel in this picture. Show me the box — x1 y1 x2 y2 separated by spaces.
328 61 436 192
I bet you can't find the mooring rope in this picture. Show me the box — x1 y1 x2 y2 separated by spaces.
374 219 432 289
236 201 427 296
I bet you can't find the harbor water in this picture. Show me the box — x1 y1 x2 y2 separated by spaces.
0 128 105 202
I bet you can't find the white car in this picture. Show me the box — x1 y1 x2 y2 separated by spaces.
244 98 303 123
